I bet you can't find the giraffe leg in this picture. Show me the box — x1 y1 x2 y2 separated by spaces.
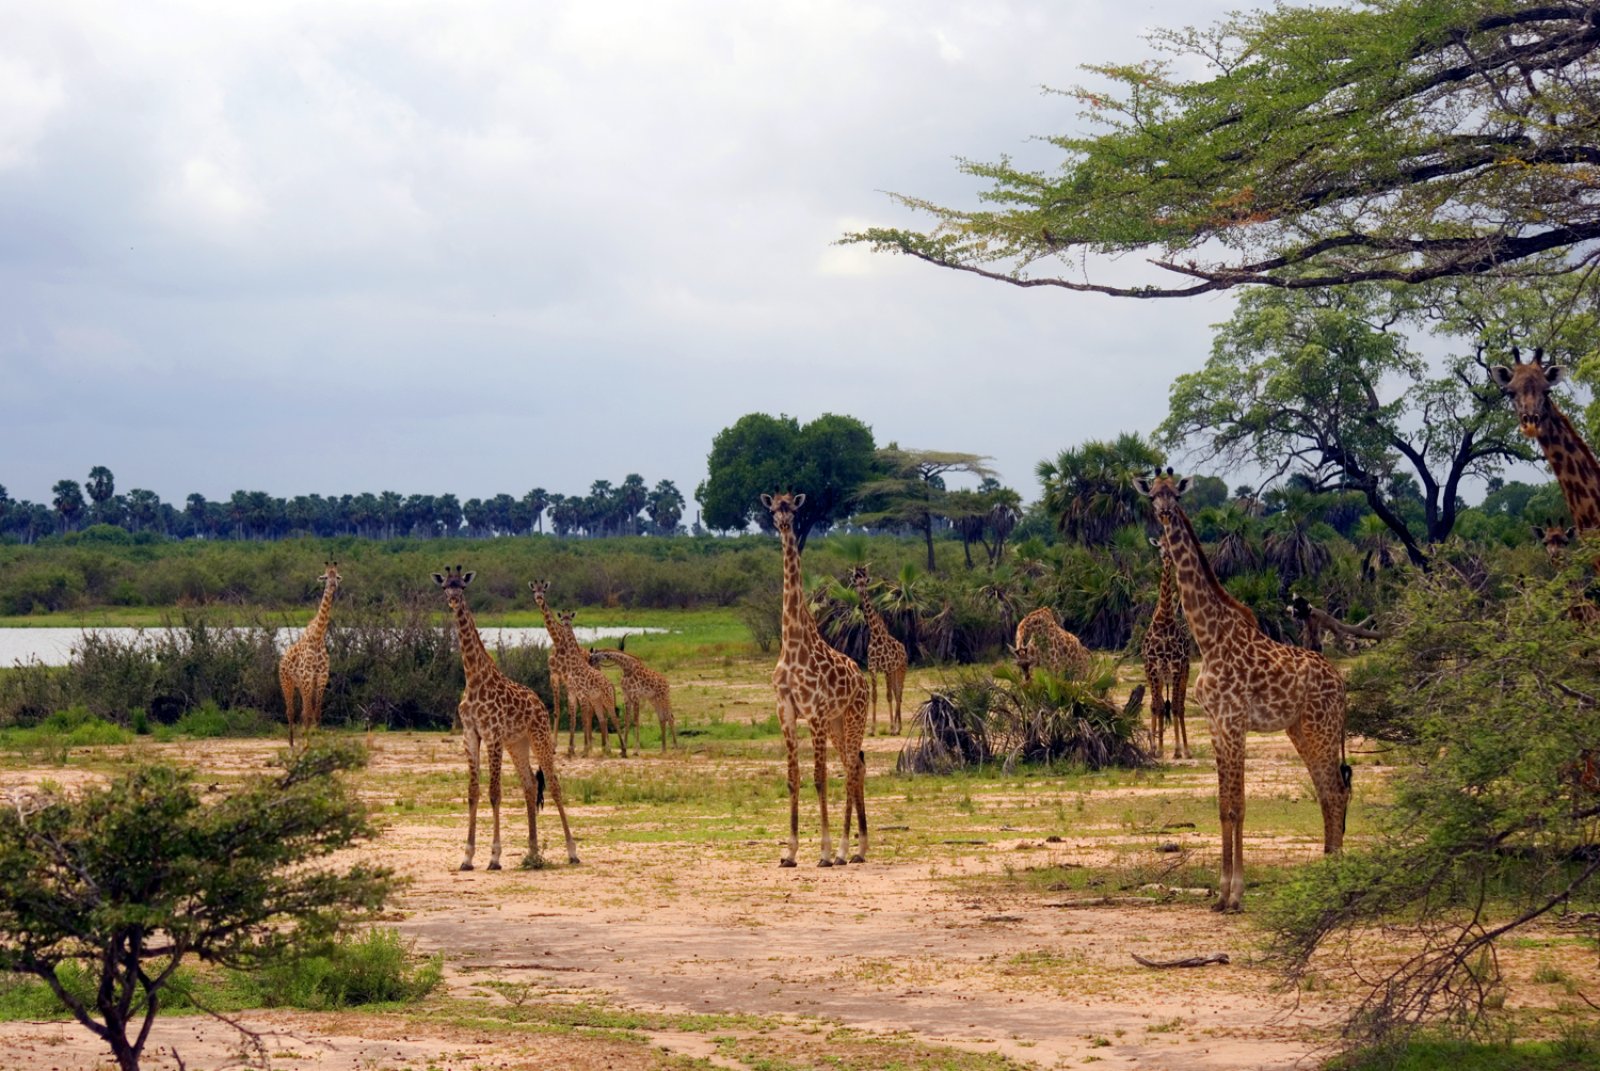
1172 665 1192 760
506 733 544 869
486 743 505 870
1147 676 1166 759
309 676 327 738
778 698 801 867
848 745 868 863
1286 716 1350 854
1211 729 1246 912
813 725 835 867
541 753 581 864
867 670 878 736
460 725 482 871
280 669 297 748
890 667 905 735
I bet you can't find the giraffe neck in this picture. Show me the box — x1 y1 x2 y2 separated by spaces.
448 599 497 683
303 581 337 644
535 599 578 658
1159 506 1254 653
779 526 821 654
856 584 890 640
1152 557 1177 628
1533 402 1600 529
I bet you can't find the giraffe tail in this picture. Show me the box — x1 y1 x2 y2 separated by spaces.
535 769 546 813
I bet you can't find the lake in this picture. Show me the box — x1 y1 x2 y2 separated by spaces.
0 626 665 668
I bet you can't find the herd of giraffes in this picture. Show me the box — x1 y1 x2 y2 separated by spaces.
276 347 1599 907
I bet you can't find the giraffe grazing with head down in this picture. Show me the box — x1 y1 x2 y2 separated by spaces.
1141 539 1192 760
279 561 340 748
587 646 677 751
1493 347 1600 554
434 566 578 870
849 565 908 736
765 492 870 867
1012 607 1091 683
528 581 624 758
1135 471 1350 913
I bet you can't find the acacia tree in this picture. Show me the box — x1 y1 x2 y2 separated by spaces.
0 743 393 1071
1159 284 1532 567
856 447 997 571
847 2 1600 298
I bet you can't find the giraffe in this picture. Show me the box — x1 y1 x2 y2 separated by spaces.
764 491 870 867
1012 607 1091 682
433 566 578 870
1533 524 1579 563
1140 539 1192 760
1493 347 1600 552
849 565 908 736
528 581 624 758
1134 471 1350 913
587 646 677 751
278 561 340 748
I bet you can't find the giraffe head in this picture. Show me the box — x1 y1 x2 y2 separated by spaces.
1490 346 1569 438
760 491 806 535
528 579 552 608
1285 593 1313 622
1132 468 1192 531
559 609 577 636
1532 523 1576 561
1010 642 1036 683
431 564 475 608
849 563 872 593
318 561 342 593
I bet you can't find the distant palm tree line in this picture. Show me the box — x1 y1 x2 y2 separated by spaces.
0 468 687 542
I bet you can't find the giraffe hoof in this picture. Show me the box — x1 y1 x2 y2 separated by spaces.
568 854 581 865
834 856 848 867
459 862 474 872
779 859 797 868
487 861 502 871
817 858 834 868
849 854 866 864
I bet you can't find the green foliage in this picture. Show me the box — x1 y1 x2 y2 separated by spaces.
1036 432 1165 546
245 927 442 1010
1270 560 1600 1046
0 741 394 1070
847 3 1600 296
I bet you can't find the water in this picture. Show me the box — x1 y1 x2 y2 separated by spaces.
0 625 666 668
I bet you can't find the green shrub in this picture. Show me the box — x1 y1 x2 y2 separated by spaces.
248 928 441 1009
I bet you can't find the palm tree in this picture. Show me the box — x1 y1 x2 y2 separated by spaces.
52 480 85 533
1037 433 1165 546
1199 505 1262 579
1262 489 1333 595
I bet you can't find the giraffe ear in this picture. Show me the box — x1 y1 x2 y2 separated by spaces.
759 494 774 509
1490 365 1514 388
1175 477 1192 496
1133 477 1153 497
1567 526 1577 540
793 493 807 508
461 571 475 585
1546 364 1568 386
431 573 446 586
1533 525 1546 539
1148 537 1160 548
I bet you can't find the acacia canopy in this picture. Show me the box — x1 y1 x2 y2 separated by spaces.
847 1 1600 297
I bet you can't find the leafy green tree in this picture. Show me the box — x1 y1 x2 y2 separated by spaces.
647 479 685 535
51 479 85 533
857 447 997 572
697 412 877 548
847 3 1600 297
0 742 393 1071
1159 285 1529 567
1037 433 1166 546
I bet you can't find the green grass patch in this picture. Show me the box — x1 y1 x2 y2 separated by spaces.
1329 1031 1600 1071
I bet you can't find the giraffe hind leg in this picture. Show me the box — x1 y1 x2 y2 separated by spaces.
506 733 544 869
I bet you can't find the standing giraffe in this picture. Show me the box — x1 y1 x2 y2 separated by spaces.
528 581 623 757
1140 539 1192 760
764 492 870 867
1134 471 1350 913
278 561 340 748
849 565 908 736
1493 348 1600 549
1012 607 1091 682
587 647 677 751
433 566 578 870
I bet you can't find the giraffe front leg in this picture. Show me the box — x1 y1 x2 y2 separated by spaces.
778 699 800 867
280 671 297 748
1147 677 1166 759
813 728 835 866
460 727 482 871
1213 747 1246 912
486 745 506 870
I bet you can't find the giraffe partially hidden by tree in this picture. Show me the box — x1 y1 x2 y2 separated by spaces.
1011 607 1091 683
850 565 907 736
1141 539 1192 760
588 646 677 752
1493 347 1600 557
765 492 869 867
528 581 624 758
278 561 340 748
1285 594 1387 653
1529 525 1600 625
434 566 578 870
1135 471 1350 913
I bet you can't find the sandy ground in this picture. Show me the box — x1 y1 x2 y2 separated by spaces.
0 719 1395 1071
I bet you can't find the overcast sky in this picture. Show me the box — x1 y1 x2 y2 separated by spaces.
2 1 1249 514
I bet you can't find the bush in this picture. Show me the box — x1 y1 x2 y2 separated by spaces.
247 927 442 1010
